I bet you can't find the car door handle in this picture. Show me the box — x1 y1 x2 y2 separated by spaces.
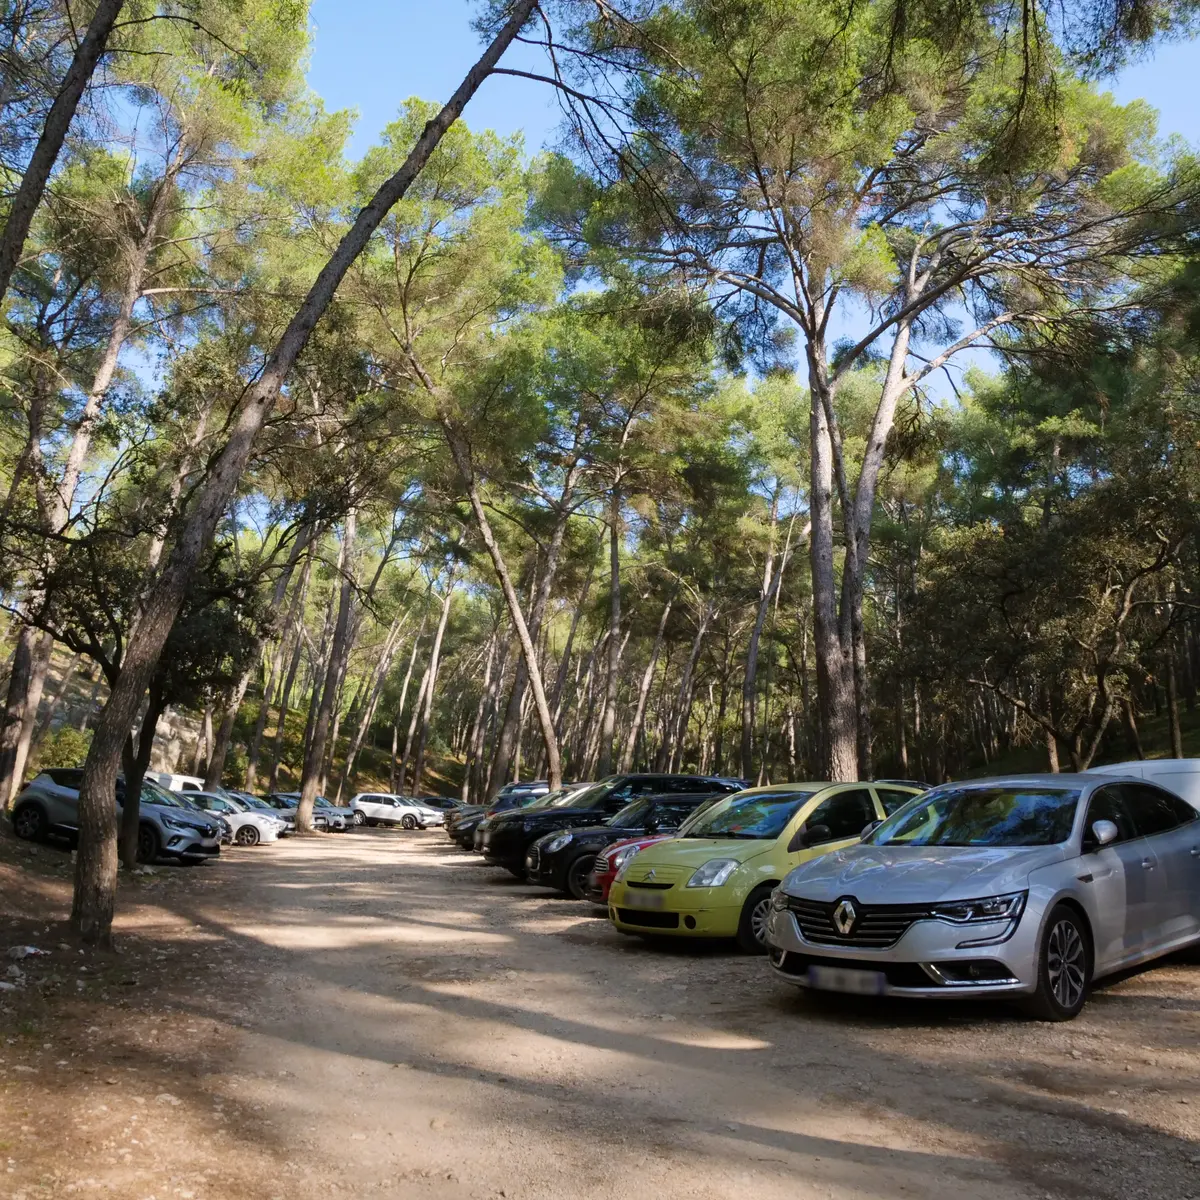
1141 858 1156 870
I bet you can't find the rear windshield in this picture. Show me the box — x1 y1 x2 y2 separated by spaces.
867 786 1081 847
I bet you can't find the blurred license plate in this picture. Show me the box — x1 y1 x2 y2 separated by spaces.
624 891 666 910
807 965 886 995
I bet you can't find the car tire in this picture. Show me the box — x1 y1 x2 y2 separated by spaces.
234 824 260 847
352 810 366 826
401 814 417 830
566 853 597 901
12 802 47 842
1023 904 1092 1022
506 865 528 881
137 823 160 864
737 885 775 954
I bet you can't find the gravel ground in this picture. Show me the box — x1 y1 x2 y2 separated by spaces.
2 829 1199 1199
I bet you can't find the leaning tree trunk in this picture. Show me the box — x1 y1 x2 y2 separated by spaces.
297 510 357 831
442 420 562 791
618 586 676 773
0 0 127 306
596 494 621 777
69 0 537 944
412 573 456 795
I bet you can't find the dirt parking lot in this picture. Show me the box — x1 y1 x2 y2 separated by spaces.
2 829 1199 1200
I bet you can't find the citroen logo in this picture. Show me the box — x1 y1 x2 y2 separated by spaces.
832 898 857 936
645 868 657 881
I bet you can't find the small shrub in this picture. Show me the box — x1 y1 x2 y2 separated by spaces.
31 725 92 772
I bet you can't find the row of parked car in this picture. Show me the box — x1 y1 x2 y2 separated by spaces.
447 759 1200 1021
7 767 461 862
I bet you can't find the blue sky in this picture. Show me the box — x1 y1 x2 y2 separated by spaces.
308 2 1199 158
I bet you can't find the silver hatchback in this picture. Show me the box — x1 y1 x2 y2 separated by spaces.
766 774 1200 1020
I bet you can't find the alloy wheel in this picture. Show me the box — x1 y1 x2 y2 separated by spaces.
1047 918 1086 1010
13 806 42 840
750 896 773 947
353 810 365 825
235 824 260 846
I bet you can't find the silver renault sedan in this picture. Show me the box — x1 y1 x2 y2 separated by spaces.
766 774 1200 1020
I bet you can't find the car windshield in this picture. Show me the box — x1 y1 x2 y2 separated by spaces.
609 798 655 827
682 790 814 839
550 782 611 809
675 796 723 834
140 780 195 810
867 785 1081 847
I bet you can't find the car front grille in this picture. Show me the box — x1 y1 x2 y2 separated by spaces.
785 897 931 948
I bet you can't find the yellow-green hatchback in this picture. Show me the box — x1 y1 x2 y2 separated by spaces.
608 782 923 952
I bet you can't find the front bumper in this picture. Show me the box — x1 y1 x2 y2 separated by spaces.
524 844 566 889
168 831 221 861
480 826 528 869
607 879 742 938
765 906 1036 999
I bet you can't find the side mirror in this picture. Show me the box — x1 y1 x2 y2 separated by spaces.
788 823 833 852
860 820 882 839
1087 819 1119 850
645 817 660 834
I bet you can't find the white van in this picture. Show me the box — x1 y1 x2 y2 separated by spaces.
145 771 206 793
1086 759 1200 810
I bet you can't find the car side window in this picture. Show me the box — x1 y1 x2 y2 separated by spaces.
1122 783 1196 838
807 788 876 843
1084 786 1138 844
875 788 917 816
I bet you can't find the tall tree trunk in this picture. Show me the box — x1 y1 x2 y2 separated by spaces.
663 600 712 770
412 572 456 795
619 586 676 773
808 375 858 781
0 0 127 306
390 606 430 792
68 0 537 943
0 631 52 805
265 591 311 793
463 630 499 802
742 490 780 780
1167 655 1184 759
297 511 357 829
442 420 562 790
398 666 430 793
552 567 592 731
597 498 621 777
712 632 731 775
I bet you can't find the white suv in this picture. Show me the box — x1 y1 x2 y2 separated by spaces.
350 793 445 829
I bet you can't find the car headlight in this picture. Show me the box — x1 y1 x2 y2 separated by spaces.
686 858 740 888
610 845 641 871
161 816 187 831
930 891 1027 924
543 832 573 854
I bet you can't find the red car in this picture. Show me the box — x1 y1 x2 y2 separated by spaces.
584 833 674 904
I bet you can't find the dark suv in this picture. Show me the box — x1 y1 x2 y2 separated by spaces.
479 774 743 878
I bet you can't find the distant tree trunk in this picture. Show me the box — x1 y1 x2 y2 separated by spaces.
660 600 712 770
1122 697 1144 759
463 631 499 802
191 704 213 777
597 499 621 777
712 632 731 775
619 586 677 773
552 567 592 731
2 631 53 803
442 419 562 791
390 606 429 792
297 510 357 830
398 666 430 793
413 573 456 795
1167 656 1184 759
0 0 127 307
118 680 166 870
742 490 780 781
34 651 82 742
338 614 409 800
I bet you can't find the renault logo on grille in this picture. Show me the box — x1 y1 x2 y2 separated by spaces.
832 898 857 935
645 869 657 881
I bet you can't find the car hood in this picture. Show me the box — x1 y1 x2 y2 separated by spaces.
143 803 217 834
627 836 773 871
781 844 1069 904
